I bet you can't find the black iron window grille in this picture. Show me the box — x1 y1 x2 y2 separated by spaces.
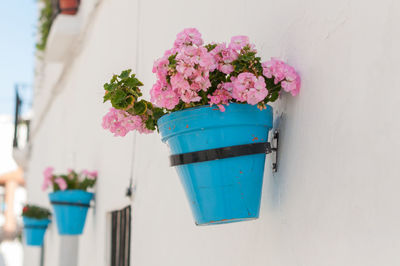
13 86 30 149
111 206 131 266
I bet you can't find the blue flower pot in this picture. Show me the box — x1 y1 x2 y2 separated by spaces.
49 190 93 235
158 103 273 225
23 217 50 246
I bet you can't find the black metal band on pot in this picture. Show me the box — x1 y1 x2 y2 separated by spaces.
170 142 272 166
24 225 48 229
50 201 90 208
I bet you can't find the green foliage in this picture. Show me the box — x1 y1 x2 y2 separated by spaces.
205 43 218 52
22 204 51 219
103 69 144 110
78 178 96 191
36 0 53 51
231 46 263 77
133 100 147 115
103 70 167 132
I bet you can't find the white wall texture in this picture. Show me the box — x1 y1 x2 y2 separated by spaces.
25 0 400 265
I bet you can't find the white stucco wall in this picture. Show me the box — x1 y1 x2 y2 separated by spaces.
25 0 400 265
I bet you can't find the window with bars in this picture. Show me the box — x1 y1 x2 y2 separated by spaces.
111 206 131 266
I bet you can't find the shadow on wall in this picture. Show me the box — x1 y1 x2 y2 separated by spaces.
265 95 290 209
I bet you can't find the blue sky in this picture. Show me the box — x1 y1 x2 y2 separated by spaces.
0 0 37 115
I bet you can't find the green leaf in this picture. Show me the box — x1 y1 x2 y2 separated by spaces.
168 53 177 65
133 100 147 115
119 69 132 80
145 117 156 130
152 108 165 120
126 95 134 106
125 77 143 88
103 91 112 102
110 74 118 83
205 43 218 52
268 91 279 102
111 90 128 109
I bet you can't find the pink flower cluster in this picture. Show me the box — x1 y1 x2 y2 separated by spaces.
230 73 268 105
151 28 215 109
82 169 98 180
42 167 54 191
42 167 68 191
207 84 233 112
102 108 151 136
42 168 98 192
174 28 203 48
209 43 238 74
151 29 281 111
262 58 301 96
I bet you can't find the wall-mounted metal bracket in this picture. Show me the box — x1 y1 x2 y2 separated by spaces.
271 130 279 172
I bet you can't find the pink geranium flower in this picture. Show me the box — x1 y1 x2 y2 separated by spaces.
229 36 249 51
232 72 268 105
42 167 54 191
150 81 180 109
262 58 301 96
102 108 151 136
43 167 54 179
208 83 233 112
102 29 302 137
82 170 98 180
55 177 67 191
174 28 203 48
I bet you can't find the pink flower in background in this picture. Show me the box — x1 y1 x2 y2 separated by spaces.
174 28 203 48
67 169 75 180
41 167 54 191
87 171 98 180
232 72 268 105
42 177 51 191
55 177 67 191
229 36 249 51
43 167 54 179
262 58 301 96
82 170 98 180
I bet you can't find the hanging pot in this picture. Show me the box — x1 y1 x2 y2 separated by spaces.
49 190 93 235
23 217 51 246
158 103 273 225
59 0 80 15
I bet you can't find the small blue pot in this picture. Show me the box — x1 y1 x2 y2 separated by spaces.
23 217 50 246
158 103 273 225
49 190 93 235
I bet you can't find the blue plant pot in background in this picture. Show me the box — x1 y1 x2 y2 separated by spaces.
158 103 273 225
49 190 93 235
23 217 50 246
